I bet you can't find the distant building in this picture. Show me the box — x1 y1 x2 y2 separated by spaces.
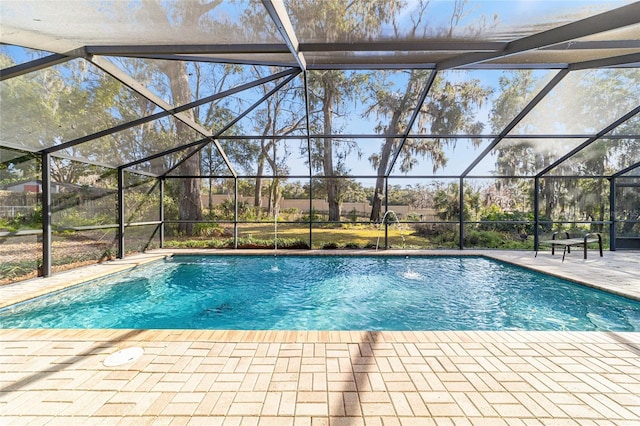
3 180 70 194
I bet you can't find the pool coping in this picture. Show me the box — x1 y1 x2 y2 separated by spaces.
0 253 167 310
1 249 639 311
483 250 640 302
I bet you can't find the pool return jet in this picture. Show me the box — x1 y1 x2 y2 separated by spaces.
376 210 421 280
375 210 404 250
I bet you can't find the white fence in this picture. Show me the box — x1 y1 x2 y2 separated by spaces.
0 206 35 219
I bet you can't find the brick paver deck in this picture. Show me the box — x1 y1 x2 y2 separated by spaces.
1 250 639 424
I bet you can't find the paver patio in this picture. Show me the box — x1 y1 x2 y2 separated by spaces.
1 250 639 424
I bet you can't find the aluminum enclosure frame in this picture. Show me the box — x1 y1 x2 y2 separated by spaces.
1 0 639 276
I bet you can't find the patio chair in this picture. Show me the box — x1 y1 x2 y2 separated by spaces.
536 231 603 261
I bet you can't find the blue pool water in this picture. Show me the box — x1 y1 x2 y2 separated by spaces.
1 255 639 331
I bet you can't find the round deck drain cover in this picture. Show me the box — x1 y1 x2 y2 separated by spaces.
103 347 144 367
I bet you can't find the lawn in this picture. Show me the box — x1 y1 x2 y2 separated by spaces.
238 223 439 248
164 222 463 249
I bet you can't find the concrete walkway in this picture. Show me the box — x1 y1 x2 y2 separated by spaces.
1 249 639 424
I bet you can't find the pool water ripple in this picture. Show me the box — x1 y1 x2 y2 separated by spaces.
1 255 639 331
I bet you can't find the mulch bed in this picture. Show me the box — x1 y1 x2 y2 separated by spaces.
0 237 114 285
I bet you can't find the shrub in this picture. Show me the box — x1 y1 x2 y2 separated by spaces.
217 199 253 220
279 238 310 249
193 222 230 238
0 260 37 282
463 230 504 247
163 237 310 250
478 210 552 235
280 208 301 221
412 223 453 238
347 208 359 222
322 242 339 249
0 205 45 231
300 208 320 222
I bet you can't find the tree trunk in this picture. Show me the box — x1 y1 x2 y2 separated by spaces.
178 172 202 235
370 177 385 223
595 163 605 233
206 145 213 216
255 154 264 218
326 177 340 221
322 90 341 221
370 105 402 222
161 61 202 235
269 178 280 218
370 137 395 222
267 180 273 217
208 177 213 216
595 183 604 233
542 181 554 219
255 117 275 218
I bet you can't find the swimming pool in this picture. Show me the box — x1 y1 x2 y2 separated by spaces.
1 255 639 331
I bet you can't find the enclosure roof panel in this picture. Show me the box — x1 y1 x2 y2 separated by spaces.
1 1 638 68
0 0 285 54
284 0 634 43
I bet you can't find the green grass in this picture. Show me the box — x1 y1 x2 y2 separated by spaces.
167 223 544 250
169 223 460 249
